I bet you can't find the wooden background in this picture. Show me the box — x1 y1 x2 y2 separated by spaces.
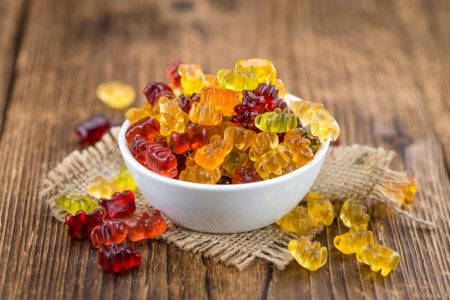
0 0 449 299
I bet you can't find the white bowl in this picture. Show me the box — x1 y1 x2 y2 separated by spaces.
118 94 330 233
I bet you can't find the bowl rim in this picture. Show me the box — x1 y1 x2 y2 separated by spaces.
118 93 330 191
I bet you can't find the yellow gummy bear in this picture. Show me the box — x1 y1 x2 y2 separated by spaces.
195 135 233 171
189 102 223 126
289 100 340 142
356 243 400 276
221 147 249 177
249 132 279 161
216 68 259 92
55 193 99 215
340 199 370 228
306 193 335 226
384 176 418 206
125 102 153 124
284 128 314 166
178 64 207 96
86 177 118 199
334 225 375 254
200 86 242 116
109 168 137 192
158 97 190 136
254 108 298 133
179 155 221 184
276 206 318 235
288 237 327 271
254 143 292 179
86 168 136 199
96 81 135 110
234 58 277 84
273 78 287 99
224 126 257 151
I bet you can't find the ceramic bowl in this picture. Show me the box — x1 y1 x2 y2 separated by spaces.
118 94 330 233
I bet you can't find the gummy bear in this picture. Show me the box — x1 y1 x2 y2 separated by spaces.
96 81 135 109
334 225 375 255
254 143 293 179
403 176 417 205
86 177 118 199
99 190 136 219
125 102 153 124
178 64 207 96
110 168 137 192
195 135 233 170
276 206 318 235
75 115 111 144
273 79 287 99
55 193 99 215
200 86 241 116
288 237 327 271
284 128 314 166
221 148 249 177
125 117 161 144
289 100 340 142
98 244 141 273
145 143 178 178
254 108 298 133
249 132 279 161
306 193 334 226
384 176 418 206
232 166 262 184
170 123 220 154
143 82 174 105
252 83 285 111
157 97 190 136
126 211 167 241
189 102 223 126
224 126 256 151
340 199 370 228
235 58 277 84
179 154 222 184
165 60 182 88
64 208 104 239
129 135 151 166
90 220 128 248
356 243 400 276
216 68 259 92
178 94 200 114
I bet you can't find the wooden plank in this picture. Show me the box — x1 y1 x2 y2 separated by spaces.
0 0 27 133
0 0 449 299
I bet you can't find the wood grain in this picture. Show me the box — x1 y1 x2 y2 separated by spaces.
0 0 449 299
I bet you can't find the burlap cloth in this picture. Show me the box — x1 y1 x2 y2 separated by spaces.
39 127 434 270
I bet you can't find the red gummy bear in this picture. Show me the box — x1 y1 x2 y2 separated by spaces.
170 123 221 154
75 115 111 144
99 190 136 219
165 60 182 88
143 82 174 105
178 94 200 114
90 220 128 248
64 208 104 239
125 117 160 145
145 143 178 178
126 211 167 241
129 135 151 166
98 244 141 273
232 167 263 184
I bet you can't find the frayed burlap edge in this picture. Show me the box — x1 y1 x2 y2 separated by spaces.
39 127 434 271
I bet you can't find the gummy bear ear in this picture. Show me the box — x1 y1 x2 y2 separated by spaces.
333 235 342 247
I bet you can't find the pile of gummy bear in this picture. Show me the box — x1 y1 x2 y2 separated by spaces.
280 193 411 276
55 168 166 273
123 58 340 184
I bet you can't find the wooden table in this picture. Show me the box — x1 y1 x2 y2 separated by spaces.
1 0 449 299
